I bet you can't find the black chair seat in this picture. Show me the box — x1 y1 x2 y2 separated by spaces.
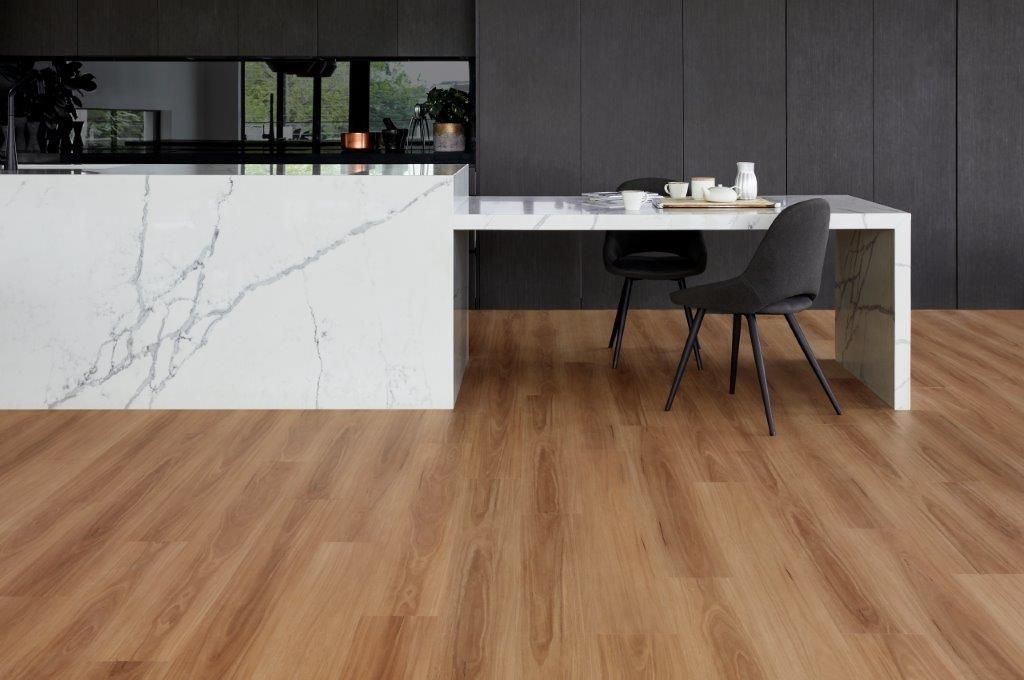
670 281 814 315
608 252 705 280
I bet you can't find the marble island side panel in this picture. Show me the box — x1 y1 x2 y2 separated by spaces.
0 169 468 409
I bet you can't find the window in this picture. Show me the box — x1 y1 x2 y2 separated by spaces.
80 109 160 150
241 59 470 151
369 61 470 131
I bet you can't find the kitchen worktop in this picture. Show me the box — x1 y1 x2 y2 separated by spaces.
19 163 468 176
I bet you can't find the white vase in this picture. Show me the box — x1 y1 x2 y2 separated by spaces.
734 162 758 200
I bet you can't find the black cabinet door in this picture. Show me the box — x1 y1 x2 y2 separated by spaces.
788 0 873 308
958 0 1024 308
578 0 684 309
876 0 956 309
160 0 239 57
397 0 474 56
476 0 582 309
318 0 397 57
239 0 317 57
78 0 159 56
0 0 76 56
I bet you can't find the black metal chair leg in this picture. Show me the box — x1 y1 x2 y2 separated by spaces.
785 313 843 415
664 308 706 411
611 278 634 368
746 314 776 436
677 279 703 370
729 314 741 394
608 278 628 348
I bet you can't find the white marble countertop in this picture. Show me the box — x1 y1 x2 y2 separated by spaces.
17 163 468 177
453 195 908 231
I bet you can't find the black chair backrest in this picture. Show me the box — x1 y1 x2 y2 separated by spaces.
742 198 831 303
602 178 708 267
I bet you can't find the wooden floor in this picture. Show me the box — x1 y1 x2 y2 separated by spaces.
2 310 1024 679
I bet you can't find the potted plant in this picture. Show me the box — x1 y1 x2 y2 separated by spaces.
1 60 96 154
424 86 471 153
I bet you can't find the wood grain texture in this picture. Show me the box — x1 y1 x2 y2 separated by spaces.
576 0 685 310
77 0 158 56
238 0 317 57
1 309 1024 678
875 0 957 309
787 0 874 309
957 0 1024 309
317 0 398 57
0 0 76 55
158 0 239 57
397 0 474 56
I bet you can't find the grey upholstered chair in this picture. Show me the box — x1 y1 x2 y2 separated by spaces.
663 198 842 436
604 178 708 368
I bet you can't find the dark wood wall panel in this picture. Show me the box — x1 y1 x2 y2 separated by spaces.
159 0 239 57
682 0 786 308
398 0 475 56
238 0 317 57
476 0 582 309
78 0 158 56
0 0 77 55
318 0 397 57
875 0 956 309
958 0 1024 308
578 0 684 309
787 0 873 308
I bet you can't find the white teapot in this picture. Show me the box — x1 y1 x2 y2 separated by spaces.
704 185 739 203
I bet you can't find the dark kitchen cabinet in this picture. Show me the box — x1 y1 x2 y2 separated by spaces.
77 0 158 56
787 0 873 308
958 0 1024 308
0 0 77 56
397 0 475 56
875 0 956 309
318 0 397 57
239 0 317 57
476 0 582 309
159 0 239 57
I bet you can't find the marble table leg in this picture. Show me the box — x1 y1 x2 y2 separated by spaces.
834 224 912 410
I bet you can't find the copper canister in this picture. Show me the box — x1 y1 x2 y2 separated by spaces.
343 132 371 150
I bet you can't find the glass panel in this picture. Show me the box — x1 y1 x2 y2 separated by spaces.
283 73 314 141
369 61 471 132
243 61 275 141
80 109 158 150
321 64 350 142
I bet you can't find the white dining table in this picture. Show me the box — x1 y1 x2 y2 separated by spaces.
454 195 911 410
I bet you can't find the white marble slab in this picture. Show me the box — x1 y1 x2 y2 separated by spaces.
0 165 470 409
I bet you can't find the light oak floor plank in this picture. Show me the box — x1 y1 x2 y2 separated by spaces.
0 309 1022 679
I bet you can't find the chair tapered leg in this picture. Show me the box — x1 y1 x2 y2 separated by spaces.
611 279 634 368
664 308 706 411
677 279 703 370
729 313 741 394
785 313 843 415
746 314 776 436
608 278 628 348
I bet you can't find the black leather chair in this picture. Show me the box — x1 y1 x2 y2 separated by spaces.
663 198 842 436
604 178 708 368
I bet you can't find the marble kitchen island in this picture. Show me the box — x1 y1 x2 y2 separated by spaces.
0 164 470 409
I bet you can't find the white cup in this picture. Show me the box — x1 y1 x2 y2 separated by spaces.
663 182 689 198
620 190 646 211
690 177 715 201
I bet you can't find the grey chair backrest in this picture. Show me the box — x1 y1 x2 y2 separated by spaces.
742 198 831 304
603 178 708 266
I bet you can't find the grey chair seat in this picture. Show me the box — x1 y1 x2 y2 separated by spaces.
670 281 813 315
608 252 705 280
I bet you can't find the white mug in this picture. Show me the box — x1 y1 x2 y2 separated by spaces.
664 181 689 198
620 190 646 211
690 177 715 201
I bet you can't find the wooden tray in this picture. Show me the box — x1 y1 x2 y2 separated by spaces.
656 197 777 209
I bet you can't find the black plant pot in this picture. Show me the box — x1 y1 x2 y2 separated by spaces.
46 125 61 153
72 121 84 156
